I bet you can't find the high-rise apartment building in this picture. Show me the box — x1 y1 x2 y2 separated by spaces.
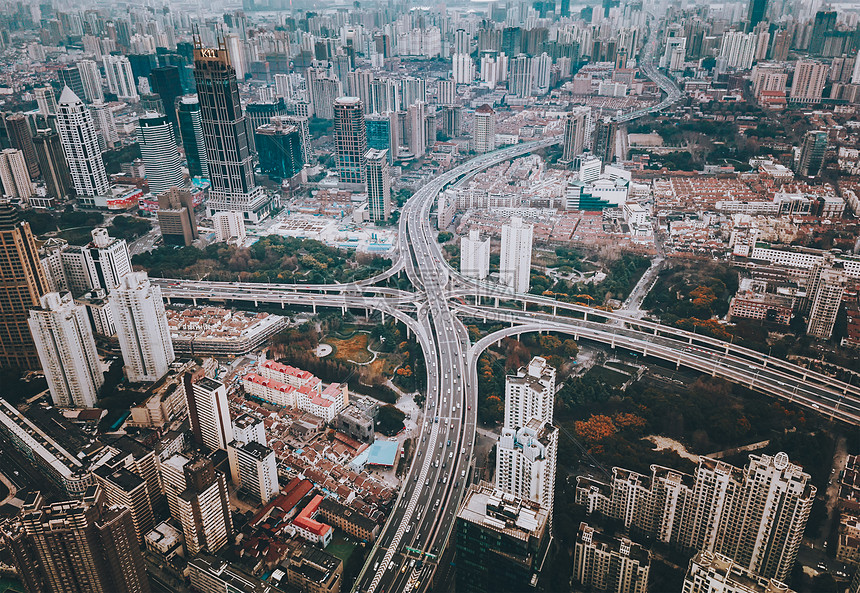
365 148 391 221
4 114 39 179
1 488 151 593
455 483 550 593
33 130 72 200
334 97 368 185
576 452 815 582
176 95 208 178
109 271 175 383
438 79 456 105
0 204 49 369
796 130 828 177
104 54 139 101
496 418 558 511
77 59 104 103
185 374 234 451
28 292 103 408
573 523 650 593
472 104 496 154
509 54 533 98
806 263 847 340
719 31 757 70
408 101 427 158
562 108 590 162
809 11 837 55
682 551 795 593
503 357 556 430
746 0 768 32
92 465 155 544
500 216 534 293
137 112 184 195
789 60 828 104
89 100 119 149
157 187 198 246
461 229 490 280
442 105 462 138
227 440 279 503
0 149 34 200
56 87 110 200
194 42 270 223
160 454 233 555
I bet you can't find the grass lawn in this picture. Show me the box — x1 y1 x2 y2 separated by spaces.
327 534 357 561
588 365 629 388
327 333 374 364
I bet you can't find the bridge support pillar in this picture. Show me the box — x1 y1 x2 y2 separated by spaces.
494 297 499 307
406 325 411 338
341 306 346 315
654 327 658 335
312 302 317 314
553 305 556 316
166 297 170 304
381 311 386 323
366 308 370 319
610 336 615 349
281 301 284 309
192 298 197 306
475 294 479 305
676 358 681 369
254 300 258 307
522 301 527 312
584 311 588 322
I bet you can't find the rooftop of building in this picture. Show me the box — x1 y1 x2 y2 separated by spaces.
577 523 649 564
458 482 548 542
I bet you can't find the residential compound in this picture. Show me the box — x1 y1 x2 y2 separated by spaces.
242 359 349 422
576 453 814 582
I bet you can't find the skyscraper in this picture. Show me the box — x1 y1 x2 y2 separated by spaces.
137 112 184 195
58 66 86 102
333 97 368 185
157 187 198 246
245 99 288 154
809 11 837 55
4 114 39 179
1 488 151 593
255 119 305 181
33 130 72 200
103 54 139 101
0 203 50 369
34 87 57 116
442 105 463 138
455 483 550 593
408 101 427 158
92 465 155 545
0 149 34 200
194 42 271 223
160 454 233 555
746 0 768 32
500 216 534 293
365 148 391 222
77 59 104 103
109 271 175 383
796 130 828 177
28 292 103 408
176 95 208 178
185 374 234 451
593 117 617 164
461 229 490 280
472 104 496 154
149 65 183 138
56 86 110 200
562 108 589 162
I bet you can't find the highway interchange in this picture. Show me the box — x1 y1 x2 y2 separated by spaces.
152 22 860 593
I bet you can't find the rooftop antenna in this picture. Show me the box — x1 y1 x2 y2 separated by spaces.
192 23 202 49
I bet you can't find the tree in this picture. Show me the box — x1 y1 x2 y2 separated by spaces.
437 231 453 243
